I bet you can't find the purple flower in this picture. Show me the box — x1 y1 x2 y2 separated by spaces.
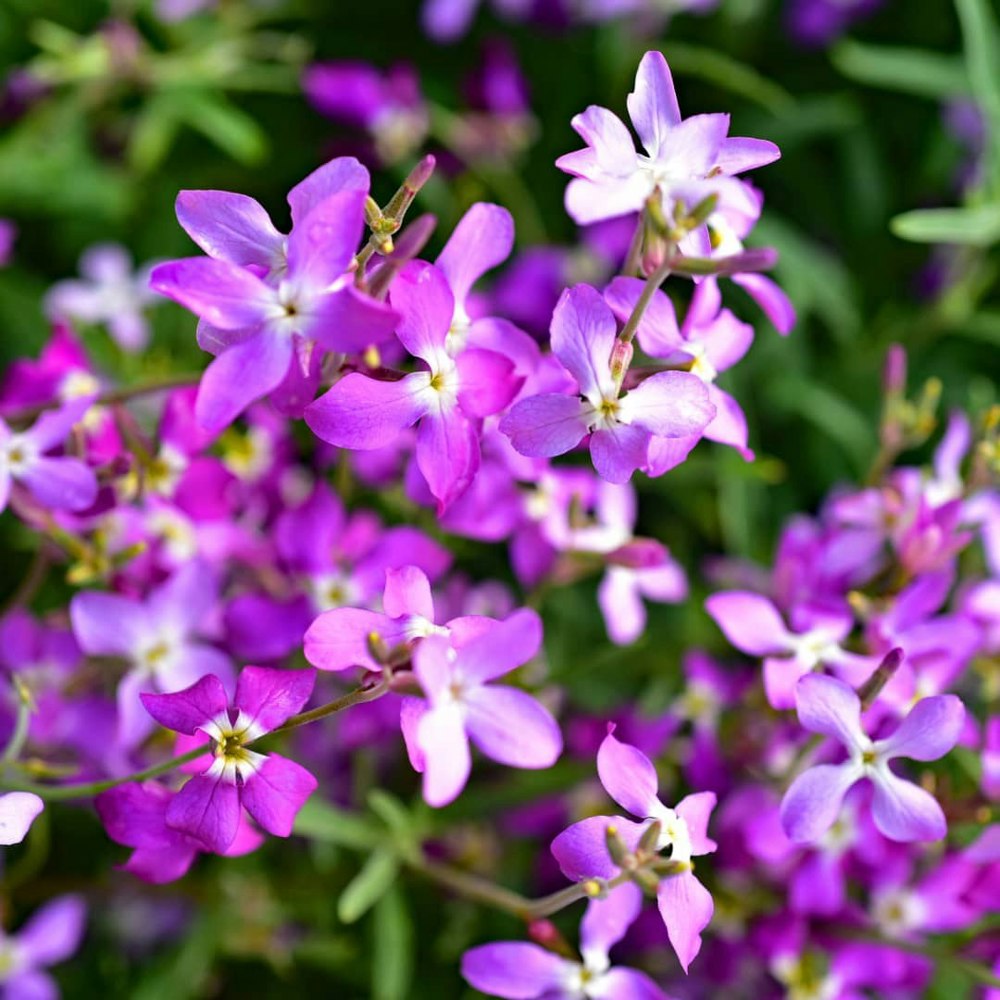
556 51 779 226
303 62 428 164
70 560 234 748
304 564 499 673
151 158 398 432
551 728 717 972
0 219 15 268
704 591 875 708
500 284 714 483
0 895 85 998
96 781 264 883
140 666 317 852
0 396 98 514
780 673 964 844
45 244 160 353
401 609 562 806
461 882 667 998
305 260 521 512
0 792 44 846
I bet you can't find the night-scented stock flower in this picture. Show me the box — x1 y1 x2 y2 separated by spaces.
780 673 964 844
500 284 714 483
151 158 398 431
0 896 85 999
552 728 717 973
402 608 562 807
306 260 521 511
139 666 317 852
556 50 779 226
0 396 97 514
461 883 669 999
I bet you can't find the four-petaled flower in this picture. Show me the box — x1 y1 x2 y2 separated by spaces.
551 727 717 973
140 666 318 853
780 673 964 844
500 284 715 483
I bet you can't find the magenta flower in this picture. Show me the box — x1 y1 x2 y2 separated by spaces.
140 666 317 853
500 284 714 483
96 781 263 883
0 219 16 267
551 728 717 972
0 895 85 998
0 792 44 846
461 882 667 999
401 609 562 807
704 590 874 708
556 50 779 226
70 560 233 748
0 396 97 514
780 673 964 844
305 261 521 512
151 158 398 431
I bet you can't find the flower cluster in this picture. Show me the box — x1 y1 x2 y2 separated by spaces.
0 43 995 1000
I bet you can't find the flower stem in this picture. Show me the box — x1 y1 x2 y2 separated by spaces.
617 256 674 345
4 374 203 425
0 677 391 801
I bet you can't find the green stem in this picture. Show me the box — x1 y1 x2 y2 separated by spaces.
0 678 390 801
0 686 31 765
617 256 674 345
4 374 203 425
410 854 630 921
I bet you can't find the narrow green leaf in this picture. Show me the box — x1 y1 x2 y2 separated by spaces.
338 850 400 924
832 39 970 99
293 797 382 851
890 204 1000 246
367 789 414 836
371 887 414 1000
954 0 1000 192
171 89 268 165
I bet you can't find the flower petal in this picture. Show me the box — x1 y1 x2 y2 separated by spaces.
415 410 480 513
461 942 570 999
240 753 317 837
454 607 542 684
579 881 644 965
464 686 562 769
597 727 660 818
304 608 400 672
704 591 791 655
383 565 434 620
675 792 718 856
150 258 276 331
456 348 520 418
19 458 97 512
287 156 370 226
590 424 650 484
656 870 713 973
165 774 241 854
794 674 867 753
15 895 86 968
780 762 860 844
286 189 365 288
416 702 471 807
875 694 964 762
140 674 229 736
550 815 645 881
550 284 617 398
619 371 715 438
235 666 315 733
305 373 429 450
498 393 589 458
436 202 514 308
0 792 44 846
870 766 947 842
174 190 284 268
627 50 682 159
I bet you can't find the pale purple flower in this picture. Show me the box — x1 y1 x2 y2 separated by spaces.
556 51 779 227
0 792 44 846
0 396 98 514
401 609 562 806
45 244 159 353
551 728 717 972
461 882 667 998
0 220 15 267
499 284 714 483
780 673 964 844
704 591 875 708
140 666 317 853
70 560 233 749
0 896 85 998
151 158 398 432
305 260 521 512
304 564 500 673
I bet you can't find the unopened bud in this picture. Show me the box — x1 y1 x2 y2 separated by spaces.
605 824 631 868
632 868 662 894
857 647 904 710
883 344 907 396
527 920 574 958
684 193 718 230
364 196 383 228
610 339 633 386
366 631 391 665
637 820 662 855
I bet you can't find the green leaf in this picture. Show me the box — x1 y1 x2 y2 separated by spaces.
293 798 382 851
832 39 970 99
660 42 795 114
954 0 1000 192
371 887 414 1000
338 850 400 924
890 204 1000 246
170 89 269 165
